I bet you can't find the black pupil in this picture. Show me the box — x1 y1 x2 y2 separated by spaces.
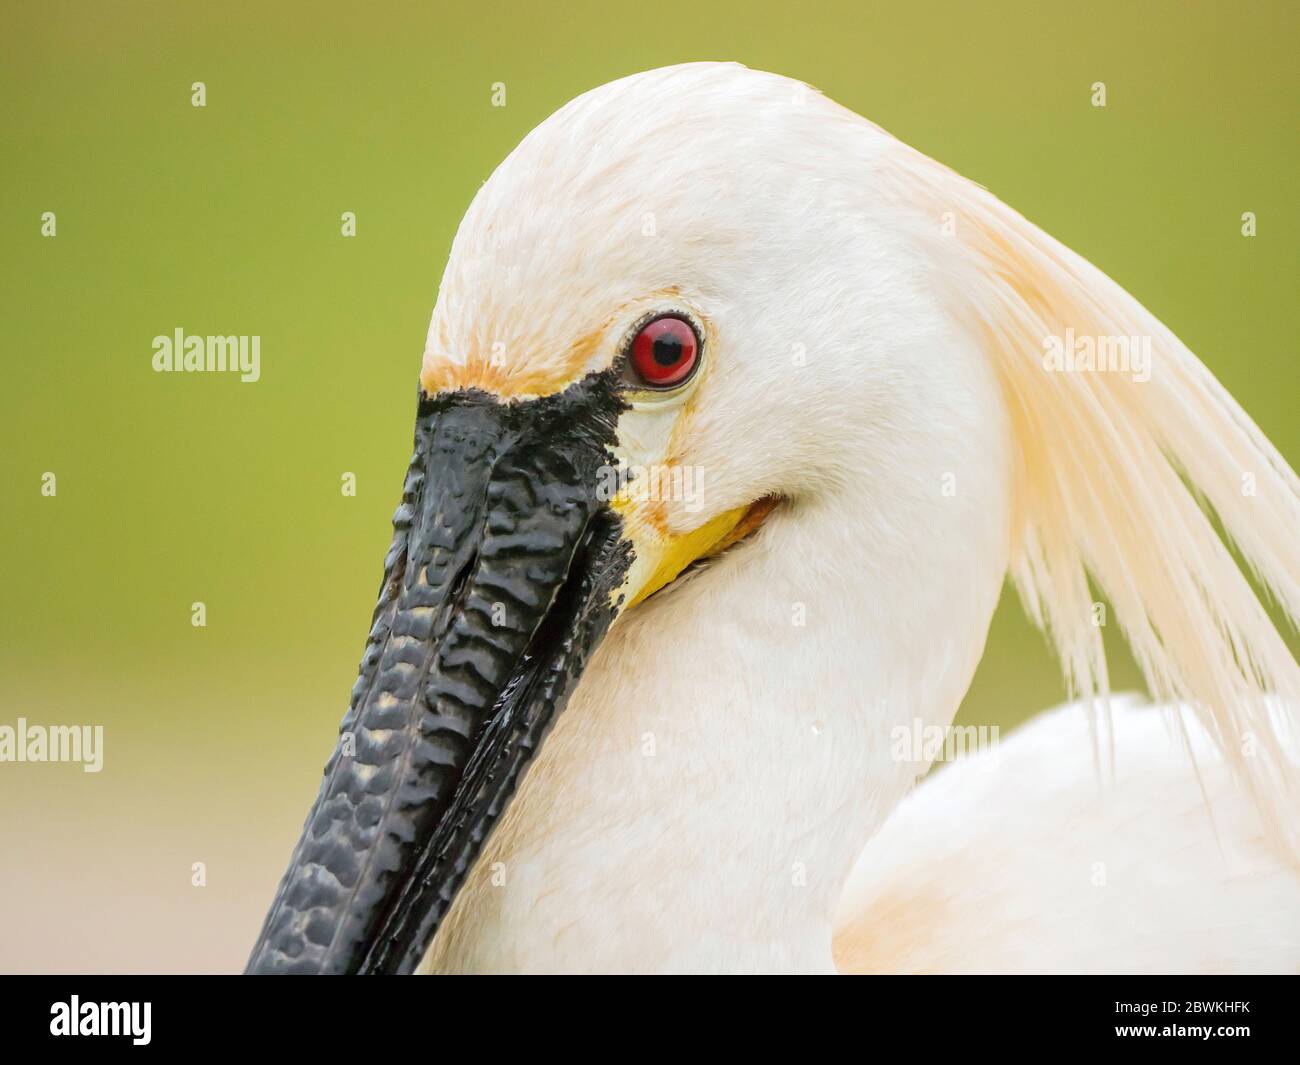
653 333 684 367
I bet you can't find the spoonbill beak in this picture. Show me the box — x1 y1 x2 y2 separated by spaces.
245 374 632 974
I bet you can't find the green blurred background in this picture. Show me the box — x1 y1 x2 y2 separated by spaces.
1 0 1295 972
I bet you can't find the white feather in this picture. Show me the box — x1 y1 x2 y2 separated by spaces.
835 699 1300 974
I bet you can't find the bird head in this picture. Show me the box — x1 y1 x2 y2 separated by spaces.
420 62 1009 605
246 63 1300 973
245 63 1008 973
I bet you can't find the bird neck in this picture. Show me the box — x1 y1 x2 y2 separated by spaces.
424 455 1011 972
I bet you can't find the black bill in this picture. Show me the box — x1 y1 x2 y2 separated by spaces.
246 374 631 974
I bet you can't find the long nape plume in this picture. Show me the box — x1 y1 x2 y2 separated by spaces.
879 138 1300 856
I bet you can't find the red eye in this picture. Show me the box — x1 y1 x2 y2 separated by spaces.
628 315 699 388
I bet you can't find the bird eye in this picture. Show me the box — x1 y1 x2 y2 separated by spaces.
625 314 700 389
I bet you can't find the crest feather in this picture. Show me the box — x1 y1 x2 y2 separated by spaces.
878 138 1300 854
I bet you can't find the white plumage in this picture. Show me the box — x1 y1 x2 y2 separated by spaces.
414 63 1300 973
837 699 1300 973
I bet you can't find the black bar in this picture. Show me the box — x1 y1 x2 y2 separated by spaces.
0 975 1288 1052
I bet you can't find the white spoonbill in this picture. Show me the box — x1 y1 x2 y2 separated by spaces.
246 63 1300 975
